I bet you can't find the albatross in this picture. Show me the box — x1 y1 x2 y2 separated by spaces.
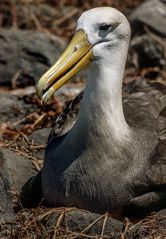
21 7 166 217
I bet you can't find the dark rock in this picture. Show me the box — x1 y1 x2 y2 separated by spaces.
0 148 37 220
0 175 15 221
29 128 51 160
29 128 51 145
0 148 37 193
0 29 66 87
131 34 165 68
0 93 38 130
156 208 166 217
130 0 166 37
125 209 166 239
48 209 124 238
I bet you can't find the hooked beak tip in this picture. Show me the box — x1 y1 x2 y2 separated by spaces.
36 29 93 103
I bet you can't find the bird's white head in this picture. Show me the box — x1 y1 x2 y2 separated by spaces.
77 7 131 58
37 7 131 103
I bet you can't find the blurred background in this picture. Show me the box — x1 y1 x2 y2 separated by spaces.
0 0 144 38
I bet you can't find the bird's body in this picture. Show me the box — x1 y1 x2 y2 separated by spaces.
21 7 166 217
44 127 156 213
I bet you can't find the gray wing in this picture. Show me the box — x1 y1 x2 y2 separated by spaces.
47 91 83 145
20 92 83 208
123 78 166 185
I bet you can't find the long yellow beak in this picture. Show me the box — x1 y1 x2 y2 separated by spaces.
36 30 93 104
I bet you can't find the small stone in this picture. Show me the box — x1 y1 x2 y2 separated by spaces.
48 209 124 238
29 128 51 145
0 148 36 222
0 148 37 193
131 34 165 68
0 148 37 220
130 0 166 37
0 93 36 127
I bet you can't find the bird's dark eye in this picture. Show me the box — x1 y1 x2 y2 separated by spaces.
99 24 111 31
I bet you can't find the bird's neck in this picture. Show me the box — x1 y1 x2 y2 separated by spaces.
73 43 130 143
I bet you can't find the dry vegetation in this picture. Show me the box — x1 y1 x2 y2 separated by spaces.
1 207 166 238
